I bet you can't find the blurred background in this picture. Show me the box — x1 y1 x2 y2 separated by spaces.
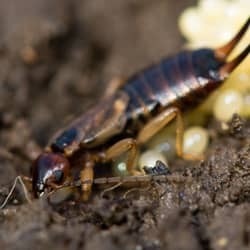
0 0 195 149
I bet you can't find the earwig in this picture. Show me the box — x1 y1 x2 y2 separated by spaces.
25 17 250 201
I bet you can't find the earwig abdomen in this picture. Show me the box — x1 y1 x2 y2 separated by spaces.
123 49 224 126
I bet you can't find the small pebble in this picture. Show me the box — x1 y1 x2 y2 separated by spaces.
143 160 170 176
139 150 167 172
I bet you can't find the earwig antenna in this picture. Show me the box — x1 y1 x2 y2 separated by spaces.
215 17 249 59
100 182 123 198
123 185 151 199
58 175 171 191
0 176 32 209
219 44 250 77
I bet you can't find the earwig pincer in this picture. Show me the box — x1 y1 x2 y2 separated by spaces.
30 18 249 200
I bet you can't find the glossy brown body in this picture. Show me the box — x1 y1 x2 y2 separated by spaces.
49 49 223 155
31 18 249 198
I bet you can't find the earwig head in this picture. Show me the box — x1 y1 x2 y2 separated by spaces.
31 152 70 197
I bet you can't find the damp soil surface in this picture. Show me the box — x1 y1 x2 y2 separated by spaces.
0 1 250 250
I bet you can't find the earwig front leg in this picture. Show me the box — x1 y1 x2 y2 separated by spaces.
137 107 203 160
104 138 141 175
80 161 94 201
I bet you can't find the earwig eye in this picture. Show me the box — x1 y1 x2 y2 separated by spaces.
53 170 64 183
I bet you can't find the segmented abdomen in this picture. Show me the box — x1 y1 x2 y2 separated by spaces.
122 48 221 123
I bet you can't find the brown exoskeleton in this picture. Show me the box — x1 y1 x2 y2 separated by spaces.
29 18 249 200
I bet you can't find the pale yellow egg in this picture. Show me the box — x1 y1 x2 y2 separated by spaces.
179 7 204 41
146 125 176 160
112 155 129 177
213 89 244 122
183 126 209 155
221 72 250 93
241 94 250 117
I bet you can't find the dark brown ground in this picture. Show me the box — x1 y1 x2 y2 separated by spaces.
0 1 250 249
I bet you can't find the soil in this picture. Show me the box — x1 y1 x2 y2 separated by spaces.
0 1 250 250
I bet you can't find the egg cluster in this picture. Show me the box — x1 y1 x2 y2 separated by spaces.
179 0 250 121
113 0 249 175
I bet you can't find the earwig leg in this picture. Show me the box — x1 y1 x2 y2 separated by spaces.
137 107 203 160
104 138 141 175
80 161 94 201
215 17 249 59
104 77 125 97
